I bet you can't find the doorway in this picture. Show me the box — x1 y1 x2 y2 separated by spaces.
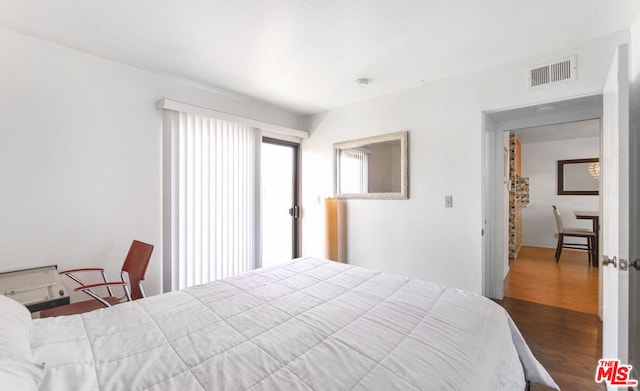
503 120 601 314
261 137 300 267
482 96 606 389
481 94 604 307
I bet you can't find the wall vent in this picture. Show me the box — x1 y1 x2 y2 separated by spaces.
527 56 576 89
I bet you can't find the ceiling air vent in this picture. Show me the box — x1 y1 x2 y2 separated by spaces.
527 56 576 89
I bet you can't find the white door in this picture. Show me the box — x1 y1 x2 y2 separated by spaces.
601 42 630 370
628 18 640 382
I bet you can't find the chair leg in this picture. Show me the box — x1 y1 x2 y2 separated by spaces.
555 235 563 262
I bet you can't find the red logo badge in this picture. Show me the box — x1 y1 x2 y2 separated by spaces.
595 359 638 387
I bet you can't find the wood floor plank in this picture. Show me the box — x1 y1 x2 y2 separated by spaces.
504 246 598 314
498 245 603 390
497 298 604 391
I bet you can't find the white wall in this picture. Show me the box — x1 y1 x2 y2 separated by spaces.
0 29 302 299
520 136 600 248
0 26 629 299
301 31 626 293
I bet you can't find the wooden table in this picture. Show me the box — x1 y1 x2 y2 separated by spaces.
574 211 600 267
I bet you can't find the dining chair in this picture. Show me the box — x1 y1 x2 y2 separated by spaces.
551 205 595 265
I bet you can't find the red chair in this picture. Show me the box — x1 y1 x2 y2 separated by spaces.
40 240 153 317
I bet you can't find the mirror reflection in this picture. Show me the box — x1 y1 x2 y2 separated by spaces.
334 131 408 199
557 158 599 195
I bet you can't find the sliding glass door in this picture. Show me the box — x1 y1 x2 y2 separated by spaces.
261 138 299 267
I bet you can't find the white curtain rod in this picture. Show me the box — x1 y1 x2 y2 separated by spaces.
158 98 308 139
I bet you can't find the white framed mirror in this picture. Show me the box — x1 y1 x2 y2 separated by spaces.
333 131 408 199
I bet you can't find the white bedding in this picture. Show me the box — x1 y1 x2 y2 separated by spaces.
29 257 558 390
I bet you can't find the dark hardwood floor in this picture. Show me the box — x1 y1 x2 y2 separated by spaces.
496 246 604 390
497 297 603 391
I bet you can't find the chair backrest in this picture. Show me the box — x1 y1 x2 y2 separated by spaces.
121 240 154 300
551 205 565 233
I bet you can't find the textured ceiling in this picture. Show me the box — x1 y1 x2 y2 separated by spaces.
1 0 639 114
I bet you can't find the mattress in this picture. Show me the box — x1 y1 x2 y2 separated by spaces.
26 257 558 390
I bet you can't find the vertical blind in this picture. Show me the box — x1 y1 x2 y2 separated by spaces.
163 110 260 291
339 149 369 193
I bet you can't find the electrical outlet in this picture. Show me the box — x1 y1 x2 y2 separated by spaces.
445 195 453 208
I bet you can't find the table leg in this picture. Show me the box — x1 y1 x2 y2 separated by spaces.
592 218 599 267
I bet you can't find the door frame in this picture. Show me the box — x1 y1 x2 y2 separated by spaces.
262 136 301 258
482 94 604 304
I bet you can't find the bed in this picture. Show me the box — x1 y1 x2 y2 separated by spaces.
1 257 558 390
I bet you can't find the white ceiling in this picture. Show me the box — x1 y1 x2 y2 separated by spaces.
1 1 639 115
513 119 600 144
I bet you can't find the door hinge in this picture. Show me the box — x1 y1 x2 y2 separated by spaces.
288 205 300 219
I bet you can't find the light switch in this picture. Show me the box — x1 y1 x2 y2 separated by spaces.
445 195 453 208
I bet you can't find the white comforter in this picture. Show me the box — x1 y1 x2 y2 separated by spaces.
32 257 558 390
